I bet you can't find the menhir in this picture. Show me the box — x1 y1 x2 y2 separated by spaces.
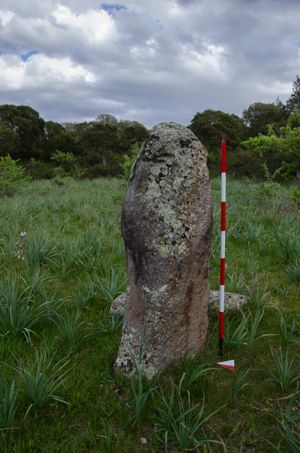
115 122 212 378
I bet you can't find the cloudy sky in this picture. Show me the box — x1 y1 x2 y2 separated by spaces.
0 0 299 126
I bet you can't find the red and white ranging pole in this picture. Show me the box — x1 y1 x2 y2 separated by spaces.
219 137 226 356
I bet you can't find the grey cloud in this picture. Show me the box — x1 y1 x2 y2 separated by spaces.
0 0 299 126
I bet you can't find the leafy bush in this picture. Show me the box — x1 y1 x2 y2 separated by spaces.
252 182 281 201
25 158 54 179
288 188 300 207
51 150 83 178
242 120 300 181
0 155 28 196
122 143 140 180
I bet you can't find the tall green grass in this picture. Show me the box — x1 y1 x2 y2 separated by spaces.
0 177 299 451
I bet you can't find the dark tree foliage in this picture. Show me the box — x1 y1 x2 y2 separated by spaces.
0 105 46 159
242 111 300 181
118 120 148 145
78 123 122 163
286 75 300 114
75 120 148 176
190 109 245 150
242 102 288 138
1 94 298 181
189 109 245 176
229 146 265 179
0 105 148 178
0 123 20 156
44 121 78 160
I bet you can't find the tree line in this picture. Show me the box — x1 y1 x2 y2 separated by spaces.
0 109 148 179
0 76 300 182
189 76 300 181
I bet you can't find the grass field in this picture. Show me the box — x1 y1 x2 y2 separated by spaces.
0 177 299 452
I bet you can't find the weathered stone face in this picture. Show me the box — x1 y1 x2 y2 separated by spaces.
115 122 213 378
110 290 249 317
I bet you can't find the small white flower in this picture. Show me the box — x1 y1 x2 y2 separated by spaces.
20 231 27 237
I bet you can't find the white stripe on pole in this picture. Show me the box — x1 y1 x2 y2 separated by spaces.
220 231 226 259
220 285 225 312
221 173 226 202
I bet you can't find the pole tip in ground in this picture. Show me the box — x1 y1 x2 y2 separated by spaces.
217 359 235 372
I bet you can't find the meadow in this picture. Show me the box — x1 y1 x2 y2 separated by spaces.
0 176 299 452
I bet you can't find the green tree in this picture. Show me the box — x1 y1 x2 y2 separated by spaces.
0 104 148 179
0 155 28 196
0 123 20 156
190 109 245 150
189 109 245 176
286 75 300 114
0 105 45 160
287 111 300 129
242 102 287 138
118 120 148 145
76 119 148 177
76 123 123 176
242 113 300 181
44 121 77 159
50 150 82 177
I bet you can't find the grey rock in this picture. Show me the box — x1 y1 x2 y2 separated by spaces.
111 290 249 317
110 292 127 316
208 290 248 311
115 122 213 378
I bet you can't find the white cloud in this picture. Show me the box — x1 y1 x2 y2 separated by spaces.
180 42 229 80
52 4 118 44
0 54 96 90
130 39 158 60
0 9 15 26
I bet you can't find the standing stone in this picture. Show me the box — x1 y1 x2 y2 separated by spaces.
115 123 212 378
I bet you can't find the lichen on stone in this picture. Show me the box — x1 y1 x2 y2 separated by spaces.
115 122 212 378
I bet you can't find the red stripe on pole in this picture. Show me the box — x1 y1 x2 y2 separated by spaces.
221 202 226 231
219 312 224 339
221 140 226 172
219 137 227 356
220 258 225 285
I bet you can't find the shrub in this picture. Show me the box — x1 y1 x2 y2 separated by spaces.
289 188 300 207
51 150 83 178
0 155 28 196
252 182 280 201
122 144 140 180
25 158 54 179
